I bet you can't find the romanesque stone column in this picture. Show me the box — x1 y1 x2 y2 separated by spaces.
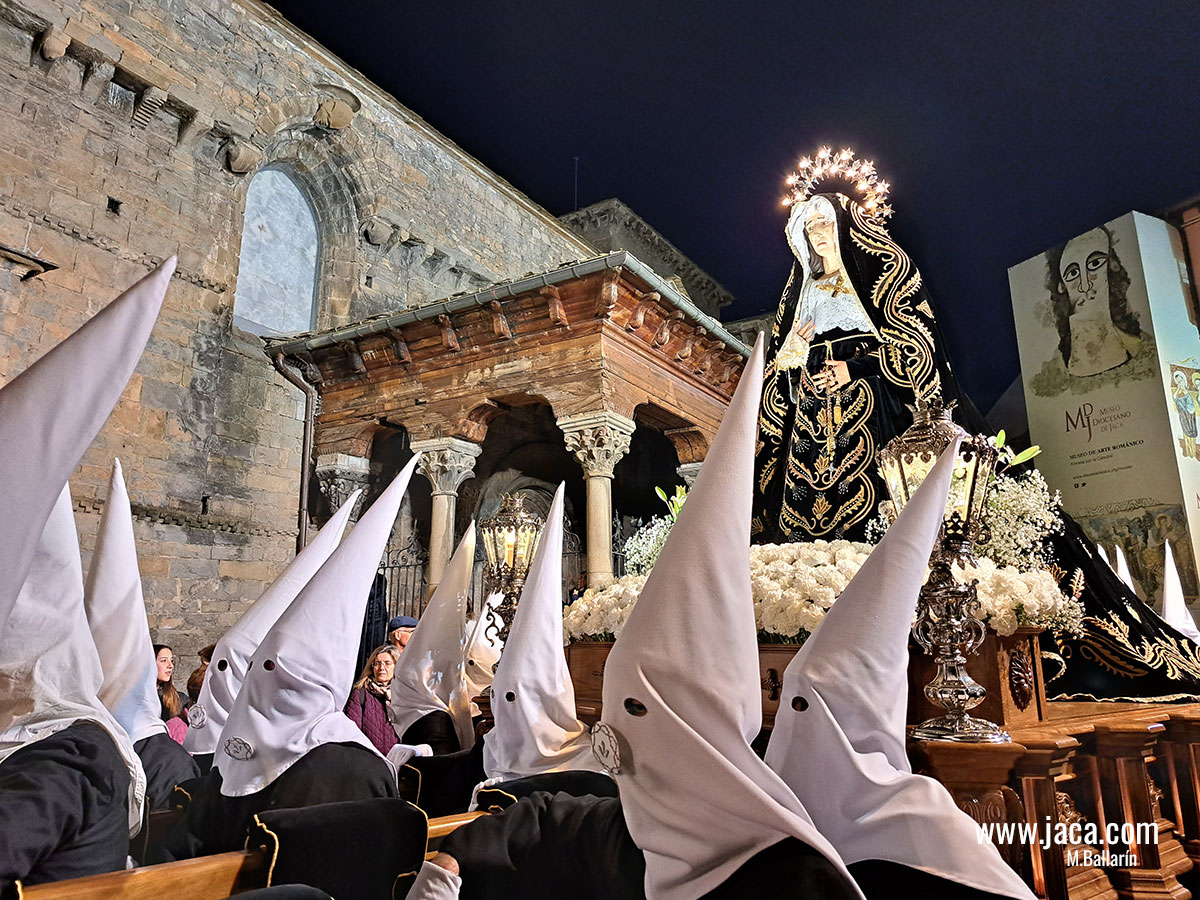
677 461 703 487
411 438 482 591
558 412 636 587
314 453 372 522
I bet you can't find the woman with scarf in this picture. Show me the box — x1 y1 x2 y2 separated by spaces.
752 165 975 544
344 644 401 756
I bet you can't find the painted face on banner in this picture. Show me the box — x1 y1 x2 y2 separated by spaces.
1060 228 1109 314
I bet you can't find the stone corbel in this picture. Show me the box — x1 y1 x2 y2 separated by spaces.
226 139 262 175
386 328 412 366
177 111 213 147
436 314 460 352
38 25 70 60
81 60 115 101
314 98 355 130
541 285 568 327
487 300 512 340
337 341 367 377
625 291 660 332
132 86 167 128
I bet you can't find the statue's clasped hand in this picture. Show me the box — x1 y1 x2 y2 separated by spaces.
814 360 850 393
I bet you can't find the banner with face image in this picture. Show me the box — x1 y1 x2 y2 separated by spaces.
1009 211 1200 603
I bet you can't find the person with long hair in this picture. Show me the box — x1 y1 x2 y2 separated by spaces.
153 644 186 744
344 644 401 756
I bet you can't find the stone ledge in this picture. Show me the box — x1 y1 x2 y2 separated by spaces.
73 496 295 537
0 196 229 293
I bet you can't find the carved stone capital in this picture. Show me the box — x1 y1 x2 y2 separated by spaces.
314 453 373 521
558 411 636 478
411 438 482 495
677 461 703 487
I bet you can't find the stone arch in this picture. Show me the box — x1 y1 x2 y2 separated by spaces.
231 96 382 331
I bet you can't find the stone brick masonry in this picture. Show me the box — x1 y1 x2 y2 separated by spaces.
0 0 594 660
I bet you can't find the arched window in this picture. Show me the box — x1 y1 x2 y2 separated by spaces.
233 168 319 335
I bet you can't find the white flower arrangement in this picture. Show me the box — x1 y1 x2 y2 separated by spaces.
622 516 675 575
563 540 1084 644
978 469 1062 571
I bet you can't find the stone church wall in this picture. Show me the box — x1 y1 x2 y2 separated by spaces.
0 0 593 658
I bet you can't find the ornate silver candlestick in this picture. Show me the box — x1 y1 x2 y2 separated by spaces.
879 401 1008 743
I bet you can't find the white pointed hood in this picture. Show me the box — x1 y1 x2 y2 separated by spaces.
0 259 174 636
83 459 165 744
598 335 857 900
185 490 360 755
1096 544 1110 567
1 486 147 833
463 591 503 702
389 526 476 750
485 483 599 782
765 442 1034 900
1113 543 1136 592
1162 540 1200 646
216 457 419 796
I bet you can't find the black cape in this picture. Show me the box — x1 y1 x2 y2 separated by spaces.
135 732 200 811
401 709 461 756
1042 514 1200 701
753 192 978 544
848 860 1019 900
401 738 485 816
0 721 130 888
441 792 860 900
176 741 396 856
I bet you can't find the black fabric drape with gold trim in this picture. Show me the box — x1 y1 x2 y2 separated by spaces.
753 194 968 544
1043 516 1200 702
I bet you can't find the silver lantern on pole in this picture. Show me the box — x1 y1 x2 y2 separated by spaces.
478 493 544 643
878 399 1006 743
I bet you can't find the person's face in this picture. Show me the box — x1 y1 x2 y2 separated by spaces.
372 652 396 684
1060 229 1109 312
156 648 174 683
390 627 415 651
1176 372 1187 390
805 212 838 262
1191 372 1200 393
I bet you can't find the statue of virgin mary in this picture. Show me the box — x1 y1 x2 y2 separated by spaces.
752 162 971 544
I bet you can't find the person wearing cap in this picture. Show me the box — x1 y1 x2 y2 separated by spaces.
176 461 420 856
389 614 419 651
406 335 863 900
0 261 174 890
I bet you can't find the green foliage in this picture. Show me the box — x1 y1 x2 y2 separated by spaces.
655 484 688 519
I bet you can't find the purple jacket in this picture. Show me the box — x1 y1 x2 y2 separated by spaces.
344 687 398 756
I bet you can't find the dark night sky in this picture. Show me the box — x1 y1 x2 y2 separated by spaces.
266 0 1200 412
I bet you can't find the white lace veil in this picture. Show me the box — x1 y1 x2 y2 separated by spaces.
784 195 876 340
